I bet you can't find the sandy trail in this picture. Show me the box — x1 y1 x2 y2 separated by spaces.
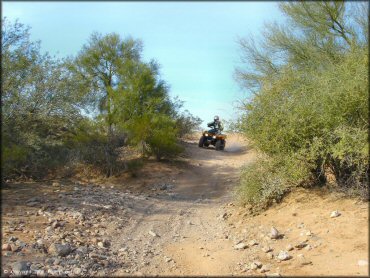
112 134 257 276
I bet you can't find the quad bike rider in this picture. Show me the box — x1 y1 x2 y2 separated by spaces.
198 115 227 150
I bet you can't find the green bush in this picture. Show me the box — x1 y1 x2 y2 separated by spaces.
237 155 312 210
125 114 183 161
236 2 368 205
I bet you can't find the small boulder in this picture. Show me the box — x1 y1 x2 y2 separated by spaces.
254 261 263 268
97 242 104 248
277 250 291 261
248 239 258 246
304 244 312 251
12 261 30 275
102 238 111 247
295 241 308 249
270 227 280 239
297 254 312 265
330 210 341 218
234 243 248 250
266 253 274 259
262 246 273 253
48 243 72 257
73 268 82 275
260 264 270 273
286 244 294 251
149 230 159 237
2 243 11 251
250 262 259 270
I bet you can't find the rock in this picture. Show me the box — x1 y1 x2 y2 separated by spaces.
36 239 45 246
30 264 41 271
306 230 312 236
270 227 280 239
295 241 308 249
48 243 72 257
4 251 12 257
277 250 291 261
164 256 172 263
254 261 263 268
8 236 18 242
266 253 274 259
234 243 248 250
248 239 258 246
330 210 341 218
51 221 64 229
102 238 110 247
45 258 55 265
262 246 273 253
10 243 19 252
149 230 159 237
304 244 312 251
297 254 312 265
52 182 60 187
250 262 259 270
12 261 30 274
358 260 368 266
97 242 104 248
260 264 270 273
26 197 40 203
2 243 11 251
286 244 294 251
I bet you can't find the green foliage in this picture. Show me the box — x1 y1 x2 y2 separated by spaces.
125 114 183 161
175 110 203 137
2 20 193 179
238 155 312 210
1 18 84 179
235 1 368 205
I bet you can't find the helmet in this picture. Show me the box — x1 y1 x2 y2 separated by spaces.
214 115 219 121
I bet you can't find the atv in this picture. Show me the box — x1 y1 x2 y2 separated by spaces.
198 129 226 151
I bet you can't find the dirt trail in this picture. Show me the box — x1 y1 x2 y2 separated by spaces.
1 135 368 276
111 134 257 276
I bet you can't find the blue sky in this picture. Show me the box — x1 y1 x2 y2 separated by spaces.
3 1 283 128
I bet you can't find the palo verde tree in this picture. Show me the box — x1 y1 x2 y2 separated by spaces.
112 58 183 160
69 32 144 176
235 1 368 208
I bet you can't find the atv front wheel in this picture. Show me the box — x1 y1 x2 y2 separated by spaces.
198 136 205 147
220 140 226 150
215 140 222 150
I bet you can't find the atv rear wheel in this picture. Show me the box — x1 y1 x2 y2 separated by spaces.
198 136 205 147
215 140 222 151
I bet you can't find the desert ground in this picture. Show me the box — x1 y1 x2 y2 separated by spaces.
1 135 368 276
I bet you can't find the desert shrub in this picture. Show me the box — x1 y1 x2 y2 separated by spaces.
237 154 312 210
175 110 203 138
235 2 368 206
65 118 125 176
125 114 183 161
